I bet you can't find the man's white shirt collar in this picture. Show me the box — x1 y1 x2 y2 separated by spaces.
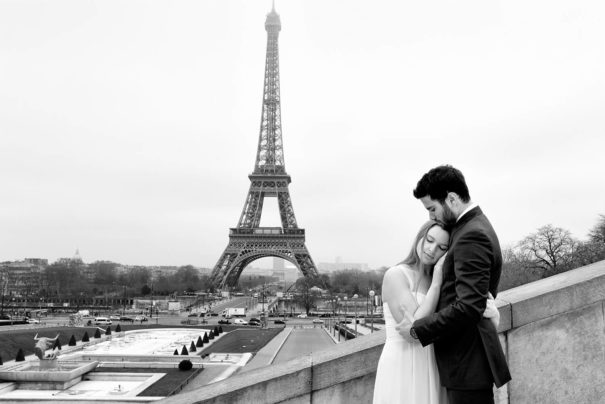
456 202 478 223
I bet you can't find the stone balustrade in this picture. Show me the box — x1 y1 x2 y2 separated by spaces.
161 260 605 404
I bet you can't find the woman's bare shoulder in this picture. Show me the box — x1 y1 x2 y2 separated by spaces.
384 264 411 282
382 264 412 299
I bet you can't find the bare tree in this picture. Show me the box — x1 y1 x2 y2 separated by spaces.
518 224 577 275
293 277 323 315
588 214 605 245
571 214 605 266
499 246 543 290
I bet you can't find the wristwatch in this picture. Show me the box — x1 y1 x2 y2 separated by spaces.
410 327 418 340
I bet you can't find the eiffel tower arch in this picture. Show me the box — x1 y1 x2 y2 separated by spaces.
210 4 319 290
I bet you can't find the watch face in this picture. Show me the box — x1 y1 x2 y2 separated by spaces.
410 327 418 339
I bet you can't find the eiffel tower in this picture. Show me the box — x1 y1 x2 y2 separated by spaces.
210 4 319 290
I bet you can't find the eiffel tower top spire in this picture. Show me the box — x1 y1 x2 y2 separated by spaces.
255 2 284 174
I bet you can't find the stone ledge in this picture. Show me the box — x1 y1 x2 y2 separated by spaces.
310 332 383 391
498 260 605 328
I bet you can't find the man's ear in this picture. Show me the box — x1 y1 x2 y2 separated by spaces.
446 192 459 205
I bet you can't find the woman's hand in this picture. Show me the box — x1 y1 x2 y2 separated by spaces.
431 253 446 287
483 292 500 328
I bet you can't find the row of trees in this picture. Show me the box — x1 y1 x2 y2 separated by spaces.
39 262 214 302
499 214 605 290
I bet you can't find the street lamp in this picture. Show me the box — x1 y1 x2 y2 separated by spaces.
343 296 348 341
353 294 358 337
337 297 341 341
332 298 337 336
149 283 154 320
122 285 126 315
369 290 375 333
261 283 265 327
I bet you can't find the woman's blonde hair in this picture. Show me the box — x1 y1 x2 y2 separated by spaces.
400 220 448 276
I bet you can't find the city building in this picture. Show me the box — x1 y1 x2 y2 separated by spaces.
0 258 47 297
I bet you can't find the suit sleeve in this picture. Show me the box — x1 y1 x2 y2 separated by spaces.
413 229 493 347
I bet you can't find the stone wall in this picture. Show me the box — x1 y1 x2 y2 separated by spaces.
161 260 605 404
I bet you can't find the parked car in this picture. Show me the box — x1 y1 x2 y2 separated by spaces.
312 319 324 324
233 318 248 325
218 319 231 325
134 315 148 322
274 319 286 325
188 313 198 317
249 319 261 326
94 317 112 326
297 313 307 319
0 314 11 320
120 316 134 322
25 317 40 324
109 315 121 321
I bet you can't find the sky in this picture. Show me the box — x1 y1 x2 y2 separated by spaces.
1 0 604 270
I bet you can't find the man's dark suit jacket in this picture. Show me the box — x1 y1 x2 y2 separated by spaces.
413 206 511 389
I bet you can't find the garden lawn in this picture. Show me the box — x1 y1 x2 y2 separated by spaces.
200 328 282 355
93 367 202 397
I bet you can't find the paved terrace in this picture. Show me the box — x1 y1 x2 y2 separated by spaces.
161 260 605 404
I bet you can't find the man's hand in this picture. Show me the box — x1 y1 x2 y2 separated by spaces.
395 308 417 343
483 292 500 328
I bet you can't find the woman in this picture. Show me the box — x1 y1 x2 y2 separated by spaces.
373 221 499 404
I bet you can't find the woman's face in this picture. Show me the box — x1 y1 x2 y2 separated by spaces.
416 225 449 265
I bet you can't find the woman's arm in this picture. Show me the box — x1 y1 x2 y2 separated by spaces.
383 263 443 324
411 256 444 320
382 265 418 324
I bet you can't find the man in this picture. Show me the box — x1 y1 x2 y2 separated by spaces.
399 165 511 404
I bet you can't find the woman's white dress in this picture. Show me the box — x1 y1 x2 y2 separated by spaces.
373 267 447 404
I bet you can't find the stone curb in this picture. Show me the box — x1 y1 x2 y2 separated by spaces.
267 327 294 365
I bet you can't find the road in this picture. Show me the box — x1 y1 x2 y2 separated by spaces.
272 327 334 364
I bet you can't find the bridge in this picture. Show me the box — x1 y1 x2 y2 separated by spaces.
161 260 605 404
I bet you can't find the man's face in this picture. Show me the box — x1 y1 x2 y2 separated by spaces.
420 196 457 226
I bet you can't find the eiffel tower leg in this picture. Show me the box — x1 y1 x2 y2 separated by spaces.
210 249 240 290
225 260 250 288
294 248 319 278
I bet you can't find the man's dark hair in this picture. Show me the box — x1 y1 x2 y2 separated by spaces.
413 165 471 203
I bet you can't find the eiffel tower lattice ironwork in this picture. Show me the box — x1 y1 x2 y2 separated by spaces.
210 4 319 290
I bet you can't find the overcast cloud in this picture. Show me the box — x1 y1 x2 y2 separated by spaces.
1 0 604 269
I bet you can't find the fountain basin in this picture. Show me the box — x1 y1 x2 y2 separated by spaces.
0 361 98 390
